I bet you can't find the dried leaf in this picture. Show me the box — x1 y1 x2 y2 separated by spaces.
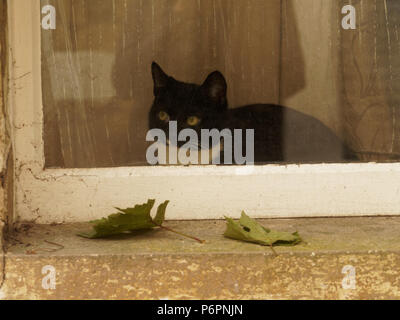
78 199 169 239
224 212 301 246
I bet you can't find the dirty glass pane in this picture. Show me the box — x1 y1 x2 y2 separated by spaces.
41 0 400 168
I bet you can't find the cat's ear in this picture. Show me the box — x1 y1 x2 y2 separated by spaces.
202 71 227 105
151 62 168 95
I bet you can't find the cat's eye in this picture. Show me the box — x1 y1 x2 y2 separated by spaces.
158 111 170 122
187 116 201 126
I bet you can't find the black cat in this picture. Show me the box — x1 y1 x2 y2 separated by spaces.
149 62 358 164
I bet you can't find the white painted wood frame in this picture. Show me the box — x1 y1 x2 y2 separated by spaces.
7 0 400 223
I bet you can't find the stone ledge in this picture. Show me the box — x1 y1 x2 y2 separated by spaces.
2 217 400 299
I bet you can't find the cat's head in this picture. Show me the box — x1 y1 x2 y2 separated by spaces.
149 62 228 146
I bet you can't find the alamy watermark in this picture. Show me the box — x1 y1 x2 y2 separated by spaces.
342 5 356 30
41 4 356 31
42 265 56 290
341 265 356 290
146 122 254 165
41 5 56 30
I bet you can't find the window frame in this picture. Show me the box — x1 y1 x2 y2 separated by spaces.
7 0 400 223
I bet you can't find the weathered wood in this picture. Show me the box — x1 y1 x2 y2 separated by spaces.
0 0 13 237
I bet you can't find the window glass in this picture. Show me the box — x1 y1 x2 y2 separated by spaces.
41 0 400 168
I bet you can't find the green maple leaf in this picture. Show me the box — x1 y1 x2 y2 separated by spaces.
224 211 301 246
78 199 169 239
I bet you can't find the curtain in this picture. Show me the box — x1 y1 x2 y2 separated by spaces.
41 0 400 167
42 0 281 167
340 0 400 160
282 0 400 161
